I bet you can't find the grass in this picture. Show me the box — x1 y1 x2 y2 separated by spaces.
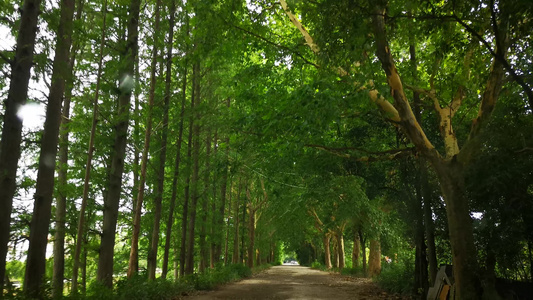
2 264 271 300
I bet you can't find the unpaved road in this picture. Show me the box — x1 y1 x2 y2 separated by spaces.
185 265 405 299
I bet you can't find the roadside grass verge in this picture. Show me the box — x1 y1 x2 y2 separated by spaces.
2 264 272 300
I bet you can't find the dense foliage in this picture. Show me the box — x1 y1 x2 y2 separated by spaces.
0 0 532 299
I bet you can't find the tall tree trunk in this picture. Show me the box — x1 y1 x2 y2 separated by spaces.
368 239 381 277
232 177 242 264
145 0 165 281
336 230 345 270
332 236 339 268
24 0 74 296
0 0 42 290
360 230 366 275
215 107 231 260
81 240 87 294
421 160 438 285
199 131 212 273
72 0 106 293
241 198 247 264
179 99 194 277
185 61 201 275
431 160 481 298
247 209 255 268
224 179 233 265
210 131 218 268
160 0 180 279
97 0 140 287
352 230 360 268
128 0 161 277
53 0 83 295
323 234 332 269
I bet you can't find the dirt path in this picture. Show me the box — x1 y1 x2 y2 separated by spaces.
185 265 405 299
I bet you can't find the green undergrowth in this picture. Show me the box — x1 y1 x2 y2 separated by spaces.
374 259 414 296
3 264 270 300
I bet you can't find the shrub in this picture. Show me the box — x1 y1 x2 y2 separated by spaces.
375 259 414 295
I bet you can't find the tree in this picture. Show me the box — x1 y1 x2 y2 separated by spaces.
277 0 526 297
97 0 140 287
0 0 43 289
24 0 75 295
128 0 161 278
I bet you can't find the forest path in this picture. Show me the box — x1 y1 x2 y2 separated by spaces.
184 265 403 299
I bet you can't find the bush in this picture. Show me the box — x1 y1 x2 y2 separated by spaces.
375 259 414 295
310 260 323 269
340 267 363 276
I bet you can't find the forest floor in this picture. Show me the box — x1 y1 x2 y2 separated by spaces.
183 265 410 299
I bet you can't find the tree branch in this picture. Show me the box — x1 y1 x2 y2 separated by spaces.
226 20 319 69
453 14 533 109
305 144 415 161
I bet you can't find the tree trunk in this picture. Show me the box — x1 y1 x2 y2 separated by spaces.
432 159 481 299
160 0 181 279
53 0 83 293
72 0 106 293
81 241 87 294
199 131 212 273
247 209 255 268
336 231 345 270
360 230 366 275
179 99 194 277
0 0 42 291
52 58 73 300
352 230 360 268
232 177 242 264
323 234 332 269
224 179 233 265
368 239 381 277
24 0 74 296
332 236 339 268
210 131 218 268
185 61 201 275
241 200 247 264
144 0 164 281
414 217 429 296
97 0 140 287
421 159 438 285
215 103 231 260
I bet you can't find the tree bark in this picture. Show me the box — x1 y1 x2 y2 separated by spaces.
360 230 366 275
199 131 212 273
432 160 481 298
336 230 345 270
209 131 218 268
185 61 201 275
24 0 74 296
352 230 360 268
128 0 160 277
421 160 438 285
144 0 164 281
160 0 180 279
368 239 381 277
179 97 194 277
215 102 231 260
232 177 242 264
323 234 332 269
0 0 42 290
53 0 83 295
97 0 140 287
247 208 255 268
224 179 233 265
72 0 106 293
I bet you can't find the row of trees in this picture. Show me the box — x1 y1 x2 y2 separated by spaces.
1 0 532 299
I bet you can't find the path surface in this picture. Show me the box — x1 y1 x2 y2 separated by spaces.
185 265 404 299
